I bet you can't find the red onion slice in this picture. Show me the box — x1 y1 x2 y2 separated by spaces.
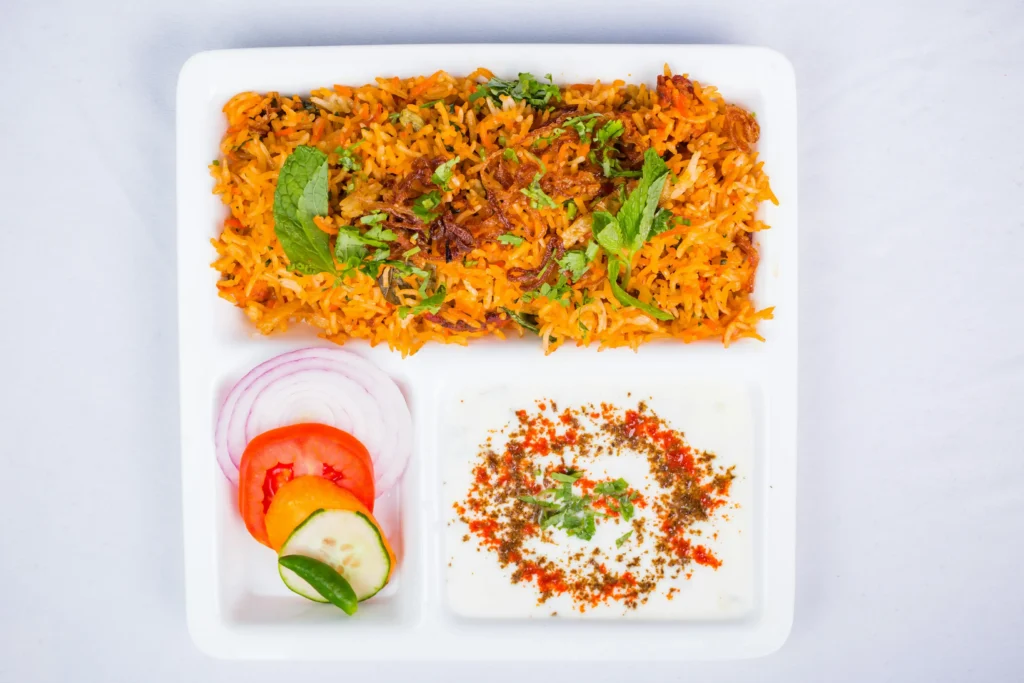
215 348 412 496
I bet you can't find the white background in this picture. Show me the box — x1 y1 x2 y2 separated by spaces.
1 0 1022 681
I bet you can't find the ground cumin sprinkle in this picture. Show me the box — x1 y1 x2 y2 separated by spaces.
454 399 735 611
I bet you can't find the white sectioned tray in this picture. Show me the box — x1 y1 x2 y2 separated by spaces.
176 44 798 661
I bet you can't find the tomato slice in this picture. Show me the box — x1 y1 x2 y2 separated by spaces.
238 423 375 546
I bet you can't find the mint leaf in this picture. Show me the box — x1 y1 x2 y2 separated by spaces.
650 208 675 238
616 148 669 249
431 157 460 191
607 258 672 320
273 146 337 275
497 233 524 246
592 211 625 255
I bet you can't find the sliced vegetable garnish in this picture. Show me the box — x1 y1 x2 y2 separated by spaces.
280 509 394 601
215 347 412 495
279 554 359 614
239 423 375 546
265 475 371 551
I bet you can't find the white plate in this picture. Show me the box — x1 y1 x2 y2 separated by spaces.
176 44 798 660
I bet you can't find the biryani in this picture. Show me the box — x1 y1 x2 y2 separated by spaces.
210 66 776 355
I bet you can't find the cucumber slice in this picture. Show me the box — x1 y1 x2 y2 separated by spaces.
278 509 392 602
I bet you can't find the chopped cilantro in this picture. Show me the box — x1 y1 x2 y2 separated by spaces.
522 274 571 306
431 156 460 192
532 127 565 148
359 210 388 227
399 284 446 318
503 148 518 163
497 233 524 246
595 119 625 146
565 200 578 221
468 72 561 109
333 141 364 172
501 307 540 333
615 531 633 548
412 190 443 223
521 172 557 209
403 246 421 258
564 113 602 144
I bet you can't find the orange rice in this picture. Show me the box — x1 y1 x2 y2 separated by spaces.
210 66 776 355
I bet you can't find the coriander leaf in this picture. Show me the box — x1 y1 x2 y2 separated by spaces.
431 156 460 191
551 471 584 484
334 227 369 270
565 113 602 143
607 258 673 321
522 274 571 306
399 284 447 319
501 307 540 333
333 141 364 172
565 199 578 221
519 495 561 509
541 510 565 529
521 172 557 209
557 250 589 281
615 531 633 547
360 210 388 227
420 98 444 109
387 111 402 123
497 233 524 246
594 478 628 495
601 151 642 179
364 225 397 243
273 146 337 275
403 246 421 258
503 148 518 163
596 119 625 146
412 190 443 223
532 127 565 148
619 498 635 522
584 240 600 262
469 72 561 109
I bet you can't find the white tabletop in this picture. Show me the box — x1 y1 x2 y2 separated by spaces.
2 0 1022 681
